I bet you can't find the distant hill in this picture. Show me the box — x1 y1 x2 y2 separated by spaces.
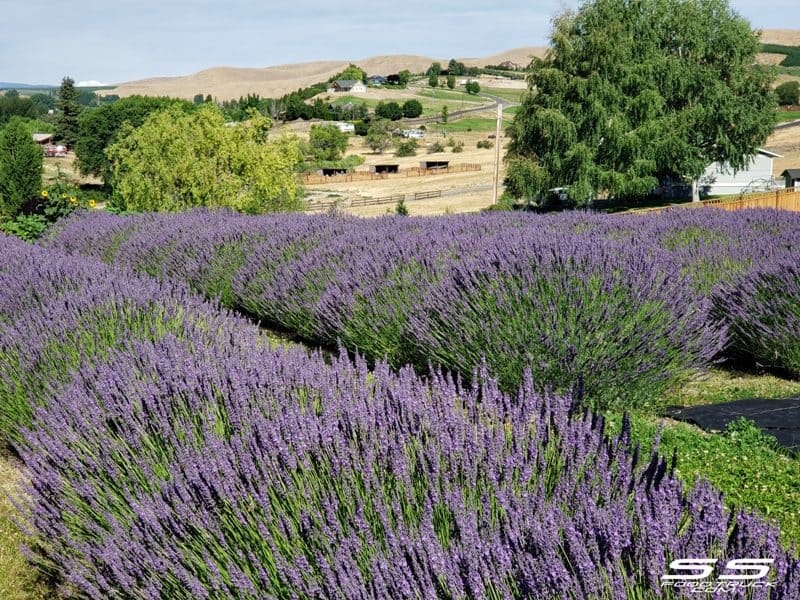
0 82 55 90
101 48 547 102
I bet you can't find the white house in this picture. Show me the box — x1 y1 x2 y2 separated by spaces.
327 80 366 93
700 149 784 196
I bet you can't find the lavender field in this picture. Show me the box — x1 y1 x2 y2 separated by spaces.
45 208 800 408
2 208 800 598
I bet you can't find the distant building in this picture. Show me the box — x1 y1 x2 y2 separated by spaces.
327 80 366 93
370 164 399 174
334 122 355 133
420 159 449 170
32 133 54 145
782 168 800 189
700 149 783 196
367 75 387 86
498 60 521 70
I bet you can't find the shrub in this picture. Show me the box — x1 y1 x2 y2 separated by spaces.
395 139 417 157
477 139 494 149
451 141 464 153
401 99 423 118
407 232 724 409
0 117 43 219
0 234 257 442
715 254 800 376
427 141 445 153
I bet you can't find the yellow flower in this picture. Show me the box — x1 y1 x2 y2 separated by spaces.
88 199 96 208
40 190 48 198
69 197 78 204
61 193 68 199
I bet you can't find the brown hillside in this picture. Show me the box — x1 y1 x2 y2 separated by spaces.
102 48 548 101
760 29 800 46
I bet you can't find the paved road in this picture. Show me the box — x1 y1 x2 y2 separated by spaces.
775 119 800 130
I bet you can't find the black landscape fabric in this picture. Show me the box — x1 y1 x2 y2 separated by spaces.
665 398 800 454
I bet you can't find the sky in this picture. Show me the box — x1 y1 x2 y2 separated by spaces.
0 0 796 85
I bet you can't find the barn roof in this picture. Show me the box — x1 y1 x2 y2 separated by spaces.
781 168 800 179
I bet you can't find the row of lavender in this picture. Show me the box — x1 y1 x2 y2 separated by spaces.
45 208 800 409
1 234 799 598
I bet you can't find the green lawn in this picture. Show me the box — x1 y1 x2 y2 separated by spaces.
435 117 500 132
777 110 800 123
503 105 520 116
604 367 800 549
416 89 484 103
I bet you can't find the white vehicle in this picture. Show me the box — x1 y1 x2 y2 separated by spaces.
402 129 424 139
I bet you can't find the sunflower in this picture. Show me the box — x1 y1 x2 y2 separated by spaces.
88 200 96 208
40 190 49 198
69 197 78 205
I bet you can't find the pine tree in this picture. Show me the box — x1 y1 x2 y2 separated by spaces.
55 76 81 149
0 117 43 218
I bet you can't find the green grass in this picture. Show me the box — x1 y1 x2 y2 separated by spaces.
0 450 53 600
415 89 484 103
435 117 499 132
777 110 800 122
330 95 383 109
503 105 520 116
663 367 800 406
602 366 800 549
605 412 800 548
482 87 527 103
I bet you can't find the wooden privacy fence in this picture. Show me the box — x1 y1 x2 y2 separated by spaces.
632 188 800 214
300 163 481 185
702 188 800 212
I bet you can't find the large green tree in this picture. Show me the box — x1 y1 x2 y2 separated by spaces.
106 105 303 214
75 95 193 183
505 0 776 204
0 117 43 219
55 77 81 149
308 124 348 161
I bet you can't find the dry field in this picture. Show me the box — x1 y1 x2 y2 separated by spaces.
303 122 505 216
760 29 800 46
766 126 800 175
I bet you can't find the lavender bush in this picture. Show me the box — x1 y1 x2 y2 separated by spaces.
406 231 724 408
0 234 262 443
715 252 800 377
16 339 800 598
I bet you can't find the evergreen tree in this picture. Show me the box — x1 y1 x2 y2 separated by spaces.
505 0 776 204
0 117 43 219
55 77 81 149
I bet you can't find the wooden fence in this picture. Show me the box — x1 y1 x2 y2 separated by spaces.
351 194 405 207
300 163 481 185
702 188 800 212
413 190 442 201
307 189 445 211
632 188 800 214
403 164 482 178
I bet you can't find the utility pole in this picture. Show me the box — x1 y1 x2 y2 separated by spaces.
492 103 502 205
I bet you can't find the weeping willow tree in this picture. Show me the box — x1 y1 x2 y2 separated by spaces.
505 0 776 205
